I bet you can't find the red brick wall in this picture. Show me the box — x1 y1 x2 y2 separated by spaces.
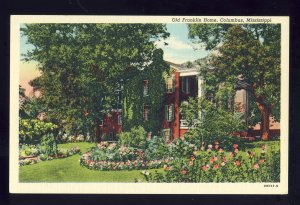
100 111 122 136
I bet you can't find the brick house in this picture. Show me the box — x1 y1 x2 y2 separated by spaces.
98 61 279 141
99 61 204 141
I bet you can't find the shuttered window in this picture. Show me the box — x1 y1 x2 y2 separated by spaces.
166 76 175 93
165 104 175 122
163 129 172 142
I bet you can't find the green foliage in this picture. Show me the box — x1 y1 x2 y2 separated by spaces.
19 143 80 165
119 126 147 149
19 119 58 144
168 137 196 159
189 24 281 128
144 136 169 161
40 133 58 156
181 97 246 145
22 24 169 139
122 52 169 134
142 141 280 182
80 142 164 171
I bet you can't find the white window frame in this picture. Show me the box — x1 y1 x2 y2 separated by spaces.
162 129 172 142
118 115 122 125
165 104 175 122
166 76 175 93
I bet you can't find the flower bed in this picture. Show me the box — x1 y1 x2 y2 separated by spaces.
142 142 280 182
19 144 80 166
80 142 165 171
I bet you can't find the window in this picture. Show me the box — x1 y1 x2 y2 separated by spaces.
118 115 122 125
143 105 150 121
163 129 172 142
109 131 116 141
166 76 175 93
165 104 175 122
143 80 149 96
182 77 190 94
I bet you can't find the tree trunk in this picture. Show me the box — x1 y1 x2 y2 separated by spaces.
257 102 270 141
94 118 101 143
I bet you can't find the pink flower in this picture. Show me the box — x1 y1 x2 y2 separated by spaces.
181 169 187 175
165 165 171 171
189 160 194 166
202 165 208 171
259 158 265 164
233 144 239 149
210 156 218 163
221 162 226 166
253 163 259 170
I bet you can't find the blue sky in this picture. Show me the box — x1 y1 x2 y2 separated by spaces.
158 24 209 64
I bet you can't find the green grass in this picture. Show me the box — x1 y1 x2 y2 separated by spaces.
19 140 280 183
19 142 151 183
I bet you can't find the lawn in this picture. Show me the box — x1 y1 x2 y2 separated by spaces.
19 140 279 183
19 142 151 182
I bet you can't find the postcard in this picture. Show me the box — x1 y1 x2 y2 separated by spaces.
10 15 289 194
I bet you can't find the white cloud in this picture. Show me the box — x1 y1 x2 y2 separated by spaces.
156 36 193 50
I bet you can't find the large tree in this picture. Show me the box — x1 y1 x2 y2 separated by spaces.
22 24 169 142
188 24 280 140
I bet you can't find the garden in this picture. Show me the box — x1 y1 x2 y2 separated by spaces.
18 23 281 183
19 124 280 183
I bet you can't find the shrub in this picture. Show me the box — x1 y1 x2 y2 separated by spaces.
142 142 280 183
41 133 58 156
181 98 246 146
19 119 58 144
144 136 169 161
168 137 196 159
119 126 147 149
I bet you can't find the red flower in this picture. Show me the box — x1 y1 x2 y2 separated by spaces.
234 160 241 166
165 165 171 171
190 155 195 161
181 169 187 175
233 144 239 149
222 156 227 162
210 156 218 163
213 163 219 170
202 165 208 171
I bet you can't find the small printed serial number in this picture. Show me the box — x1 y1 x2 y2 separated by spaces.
264 184 278 188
